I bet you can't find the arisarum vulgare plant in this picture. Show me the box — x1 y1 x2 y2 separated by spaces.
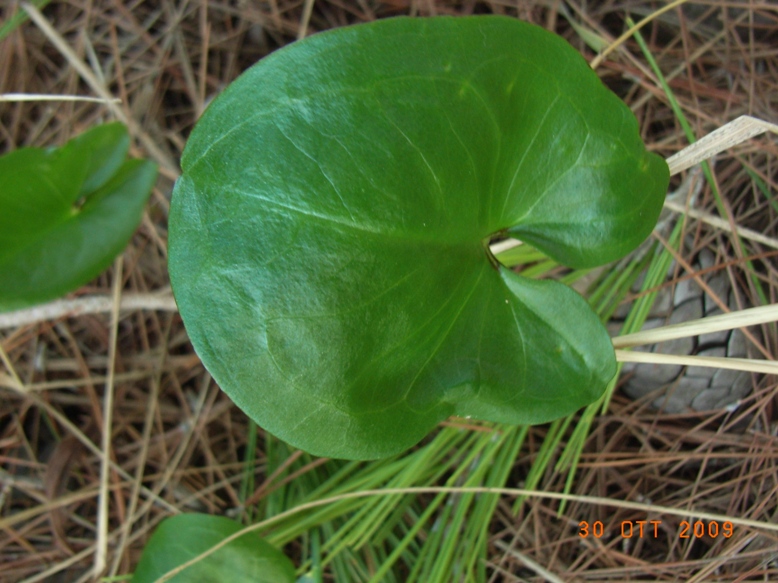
0 122 157 312
168 16 669 460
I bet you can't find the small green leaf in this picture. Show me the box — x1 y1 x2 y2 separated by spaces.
0 123 157 311
131 514 296 583
169 16 669 459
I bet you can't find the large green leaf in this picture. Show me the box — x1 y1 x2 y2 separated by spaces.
131 513 296 583
169 16 669 459
0 123 157 311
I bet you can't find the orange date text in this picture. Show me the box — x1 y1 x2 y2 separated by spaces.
578 520 734 539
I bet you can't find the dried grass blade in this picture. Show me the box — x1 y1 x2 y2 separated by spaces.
0 93 121 103
493 540 566 583
94 257 123 578
615 349 778 375
297 0 315 39
666 115 778 176
663 199 778 250
589 0 691 69
613 303 778 349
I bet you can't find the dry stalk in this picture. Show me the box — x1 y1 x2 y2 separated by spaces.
0 92 121 103
613 304 778 349
615 350 778 376
589 0 691 69
0 293 177 329
94 257 123 577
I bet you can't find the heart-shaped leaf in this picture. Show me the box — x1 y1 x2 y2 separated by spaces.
131 513 296 583
169 16 669 459
0 122 157 312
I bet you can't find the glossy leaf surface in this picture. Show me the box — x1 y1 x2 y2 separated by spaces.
131 513 296 583
169 16 669 459
0 123 157 311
